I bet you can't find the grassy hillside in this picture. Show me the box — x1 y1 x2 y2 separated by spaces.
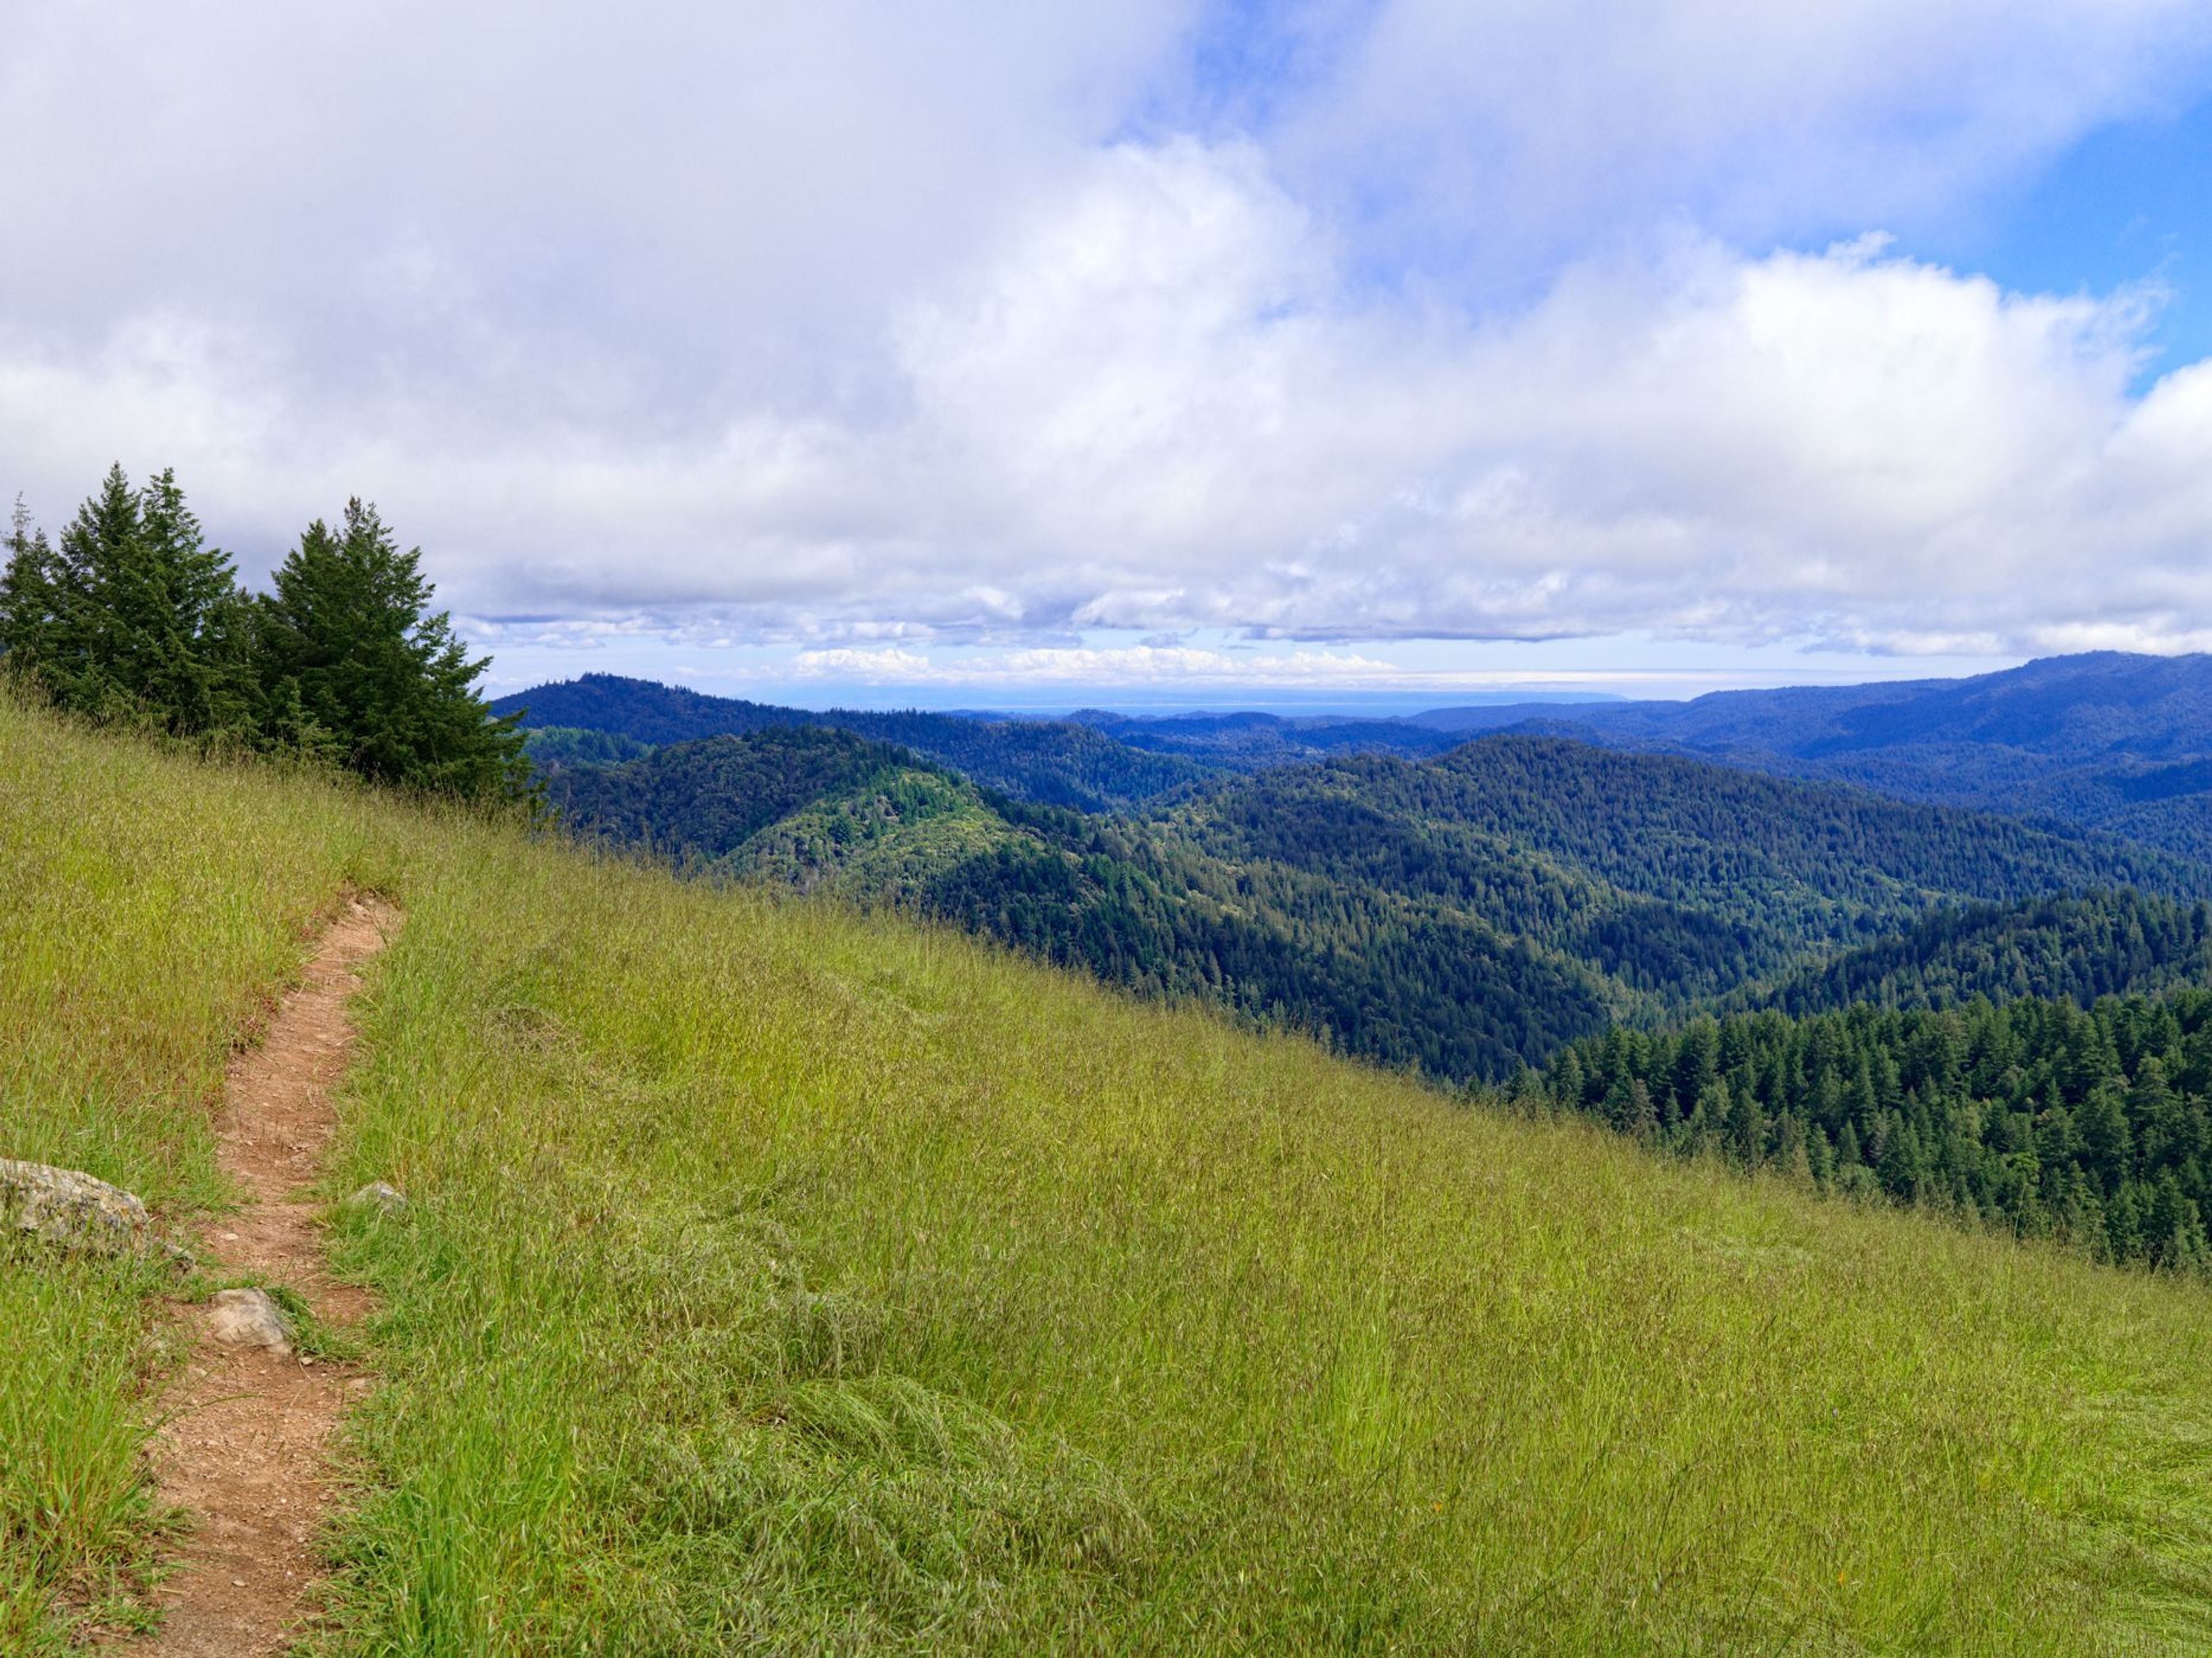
12 696 2212 1651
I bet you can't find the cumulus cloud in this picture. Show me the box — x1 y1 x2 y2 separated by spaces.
5 1 2212 675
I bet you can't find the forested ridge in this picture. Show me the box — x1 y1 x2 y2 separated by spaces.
1477 651 2212 860
495 672 1205 810
509 652 2212 858
1166 739 2203 1000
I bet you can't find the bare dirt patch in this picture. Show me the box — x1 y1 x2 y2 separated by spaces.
139 896 396 1656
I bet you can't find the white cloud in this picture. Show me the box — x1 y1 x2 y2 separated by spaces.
5 2 2212 674
791 644 1406 685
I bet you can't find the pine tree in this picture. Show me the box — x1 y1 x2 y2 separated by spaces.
255 499 528 799
1728 1077 1767 1167
1674 1015 1721 1108
1550 1048 1586 1113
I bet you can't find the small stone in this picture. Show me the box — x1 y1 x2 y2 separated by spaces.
206 1288 292 1355
347 1181 408 1216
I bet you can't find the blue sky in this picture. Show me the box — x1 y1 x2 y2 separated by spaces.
1950 90 2212 374
6 1 2212 711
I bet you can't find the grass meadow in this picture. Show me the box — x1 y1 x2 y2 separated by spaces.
7 692 2212 1651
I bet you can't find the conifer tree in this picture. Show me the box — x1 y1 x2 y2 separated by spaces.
133 468 259 734
0 496 64 678
255 498 528 799
0 466 254 735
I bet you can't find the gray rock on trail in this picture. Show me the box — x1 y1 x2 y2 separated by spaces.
347 1181 408 1216
206 1288 293 1355
0 1158 192 1266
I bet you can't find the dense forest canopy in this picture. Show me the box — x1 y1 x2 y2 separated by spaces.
1539 989 2212 1270
1755 889 2212 1017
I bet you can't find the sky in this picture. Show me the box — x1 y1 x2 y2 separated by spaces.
5 1 2212 711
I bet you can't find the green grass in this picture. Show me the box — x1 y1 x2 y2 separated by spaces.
8 695 2212 1650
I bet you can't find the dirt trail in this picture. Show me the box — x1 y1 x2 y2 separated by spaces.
143 896 397 1656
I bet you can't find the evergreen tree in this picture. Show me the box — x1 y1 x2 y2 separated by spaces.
255 499 528 799
132 469 259 735
2078 1082 2133 1196
0 468 256 736
0 496 63 678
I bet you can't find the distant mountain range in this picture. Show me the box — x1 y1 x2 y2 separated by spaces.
497 653 2212 857
496 674 1204 811
1470 651 2212 860
1071 652 2212 856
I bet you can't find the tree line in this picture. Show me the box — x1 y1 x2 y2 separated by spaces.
1 465 525 799
1535 989 2212 1271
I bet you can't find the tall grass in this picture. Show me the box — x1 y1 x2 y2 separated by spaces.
320 795 2212 1650
7 695 2212 1650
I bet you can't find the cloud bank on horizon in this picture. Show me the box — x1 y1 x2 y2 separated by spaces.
6 0 2212 693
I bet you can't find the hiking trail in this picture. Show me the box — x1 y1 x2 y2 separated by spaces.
141 896 396 1656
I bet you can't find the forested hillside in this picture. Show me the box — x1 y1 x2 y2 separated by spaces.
1544 989 2212 1270
1760 889 2212 1016
544 723 2209 1080
1171 738 2201 991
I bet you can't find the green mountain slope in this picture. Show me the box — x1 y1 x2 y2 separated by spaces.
547 731 1622 1077
547 725 2211 1081
14 693 2212 1651
1762 889 2212 1017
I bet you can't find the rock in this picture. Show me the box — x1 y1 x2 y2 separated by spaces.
206 1288 292 1355
0 1158 191 1266
347 1181 408 1216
